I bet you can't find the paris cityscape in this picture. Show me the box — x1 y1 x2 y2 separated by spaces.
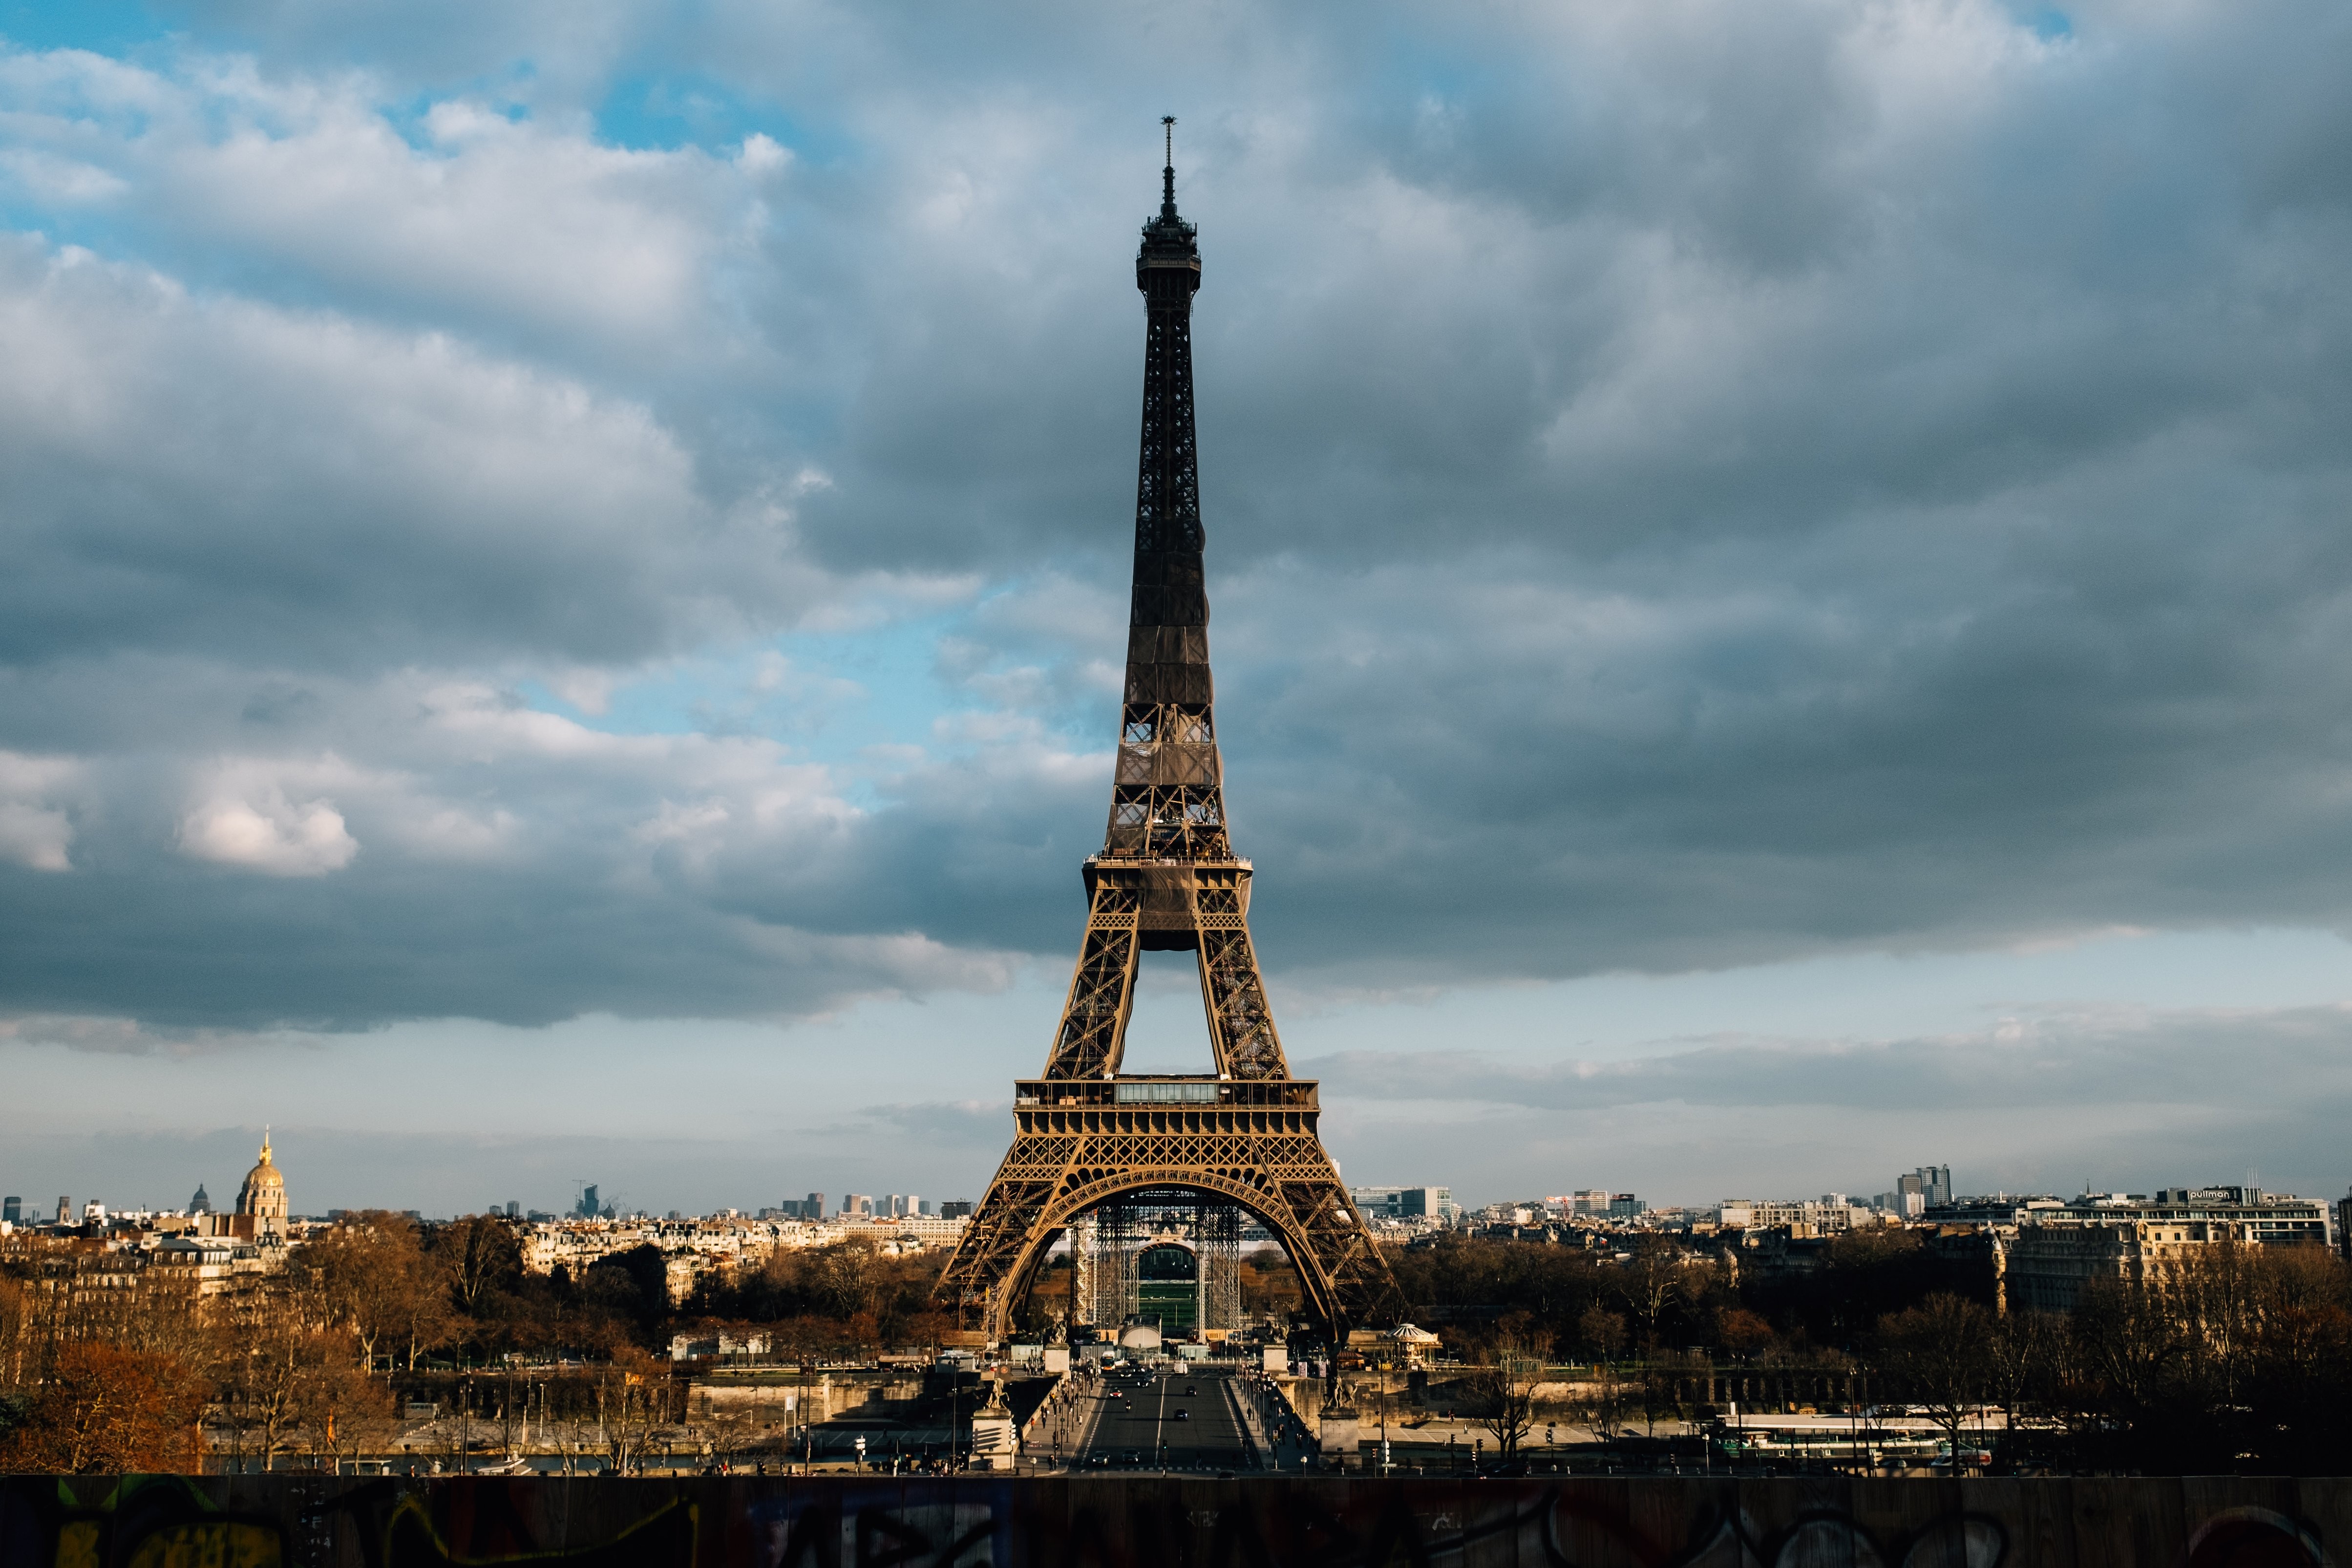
4 0 2351 1560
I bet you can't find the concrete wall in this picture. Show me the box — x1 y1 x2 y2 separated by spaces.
689 1372 917 1423
6 1472 2348 1567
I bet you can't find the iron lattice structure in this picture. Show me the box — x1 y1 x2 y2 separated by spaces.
1070 1190 1246 1336
937 127 1404 1341
1199 1199 1242 1333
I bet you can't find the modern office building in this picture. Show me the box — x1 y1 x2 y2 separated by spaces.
1348 1186 1458 1224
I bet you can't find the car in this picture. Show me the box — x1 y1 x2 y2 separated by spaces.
1185 1386 1197 1397
1174 1409 1189 1421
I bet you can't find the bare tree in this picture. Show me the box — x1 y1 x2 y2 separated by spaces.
397 1260 456 1372
597 1348 673 1474
1462 1323 1543 1466
1716 1307 1775 1361
434 1216 524 1319
225 1316 316 1471
289 1333 395 1473
1873 1292 1996 1472
299 1212 427 1372
1616 1236 1689 1356
0 1341 207 1473
1580 1361 1632 1442
1983 1308 2061 1458
2067 1273 2182 1437
1579 1304 1628 1363
806 1238 882 1321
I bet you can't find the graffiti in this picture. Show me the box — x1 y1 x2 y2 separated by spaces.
753 1484 1006 1568
381 1493 697 1567
1669 1510 2004 1568
0 1474 284 1568
0 1475 2343 1567
2185 1507 2331 1568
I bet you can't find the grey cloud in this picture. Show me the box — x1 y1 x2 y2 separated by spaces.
834 1101 1006 1147
0 239 822 673
1305 1004 2352 1115
0 669 1038 1029
0 1014 327 1058
1305 999 2352 1204
3 2 2352 1038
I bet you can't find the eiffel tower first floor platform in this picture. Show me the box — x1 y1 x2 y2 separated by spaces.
936 1076 1403 1342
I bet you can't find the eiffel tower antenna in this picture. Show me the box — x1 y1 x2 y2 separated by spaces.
936 127 1403 1345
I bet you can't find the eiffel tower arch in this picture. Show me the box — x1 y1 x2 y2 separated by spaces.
936 123 1405 1343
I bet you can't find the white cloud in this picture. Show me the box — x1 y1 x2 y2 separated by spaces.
0 45 770 356
0 1012 320 1057
0 750 79 871
737 132 790 175
178 757 364 876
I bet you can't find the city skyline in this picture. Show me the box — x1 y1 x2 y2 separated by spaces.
5 2 2352 1213
3 1120 2320 1227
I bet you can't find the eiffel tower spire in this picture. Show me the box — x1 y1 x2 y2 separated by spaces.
1112 115 1223 866
1052 111 1275 1080
936 127 1402 1344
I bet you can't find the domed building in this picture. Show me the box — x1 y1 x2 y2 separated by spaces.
215 1130 288 1243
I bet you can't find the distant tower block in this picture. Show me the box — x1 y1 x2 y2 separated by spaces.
935 125 1402 1342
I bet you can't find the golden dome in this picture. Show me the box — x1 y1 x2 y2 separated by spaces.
235 1129 288 1225
243 1132 284 1191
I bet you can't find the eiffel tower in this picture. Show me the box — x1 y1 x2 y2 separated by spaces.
937 123 1403 1342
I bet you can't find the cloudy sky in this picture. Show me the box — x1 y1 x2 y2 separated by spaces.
5 0 2351 1220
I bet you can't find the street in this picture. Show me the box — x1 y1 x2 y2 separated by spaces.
1072 1366 1253 1472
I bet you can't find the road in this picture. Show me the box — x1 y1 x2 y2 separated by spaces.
1072 1366 1255 1473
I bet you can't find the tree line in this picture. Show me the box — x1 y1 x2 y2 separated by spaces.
1404 1231 2352 1474
8 1213 2350 1474
0 1212 671 1472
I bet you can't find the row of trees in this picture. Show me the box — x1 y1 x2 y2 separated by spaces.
1395 1228 1991 1368
0 1242 387 1472
1443 1239 2352 1474
12 1211 2352 1474
0 1212 995 1473
0 1213 674 1473
1876 1243 2352 1473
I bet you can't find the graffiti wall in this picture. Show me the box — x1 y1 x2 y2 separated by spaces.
2 1472 2344 1567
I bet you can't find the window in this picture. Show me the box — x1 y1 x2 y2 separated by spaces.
1114 1080 1220 1104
